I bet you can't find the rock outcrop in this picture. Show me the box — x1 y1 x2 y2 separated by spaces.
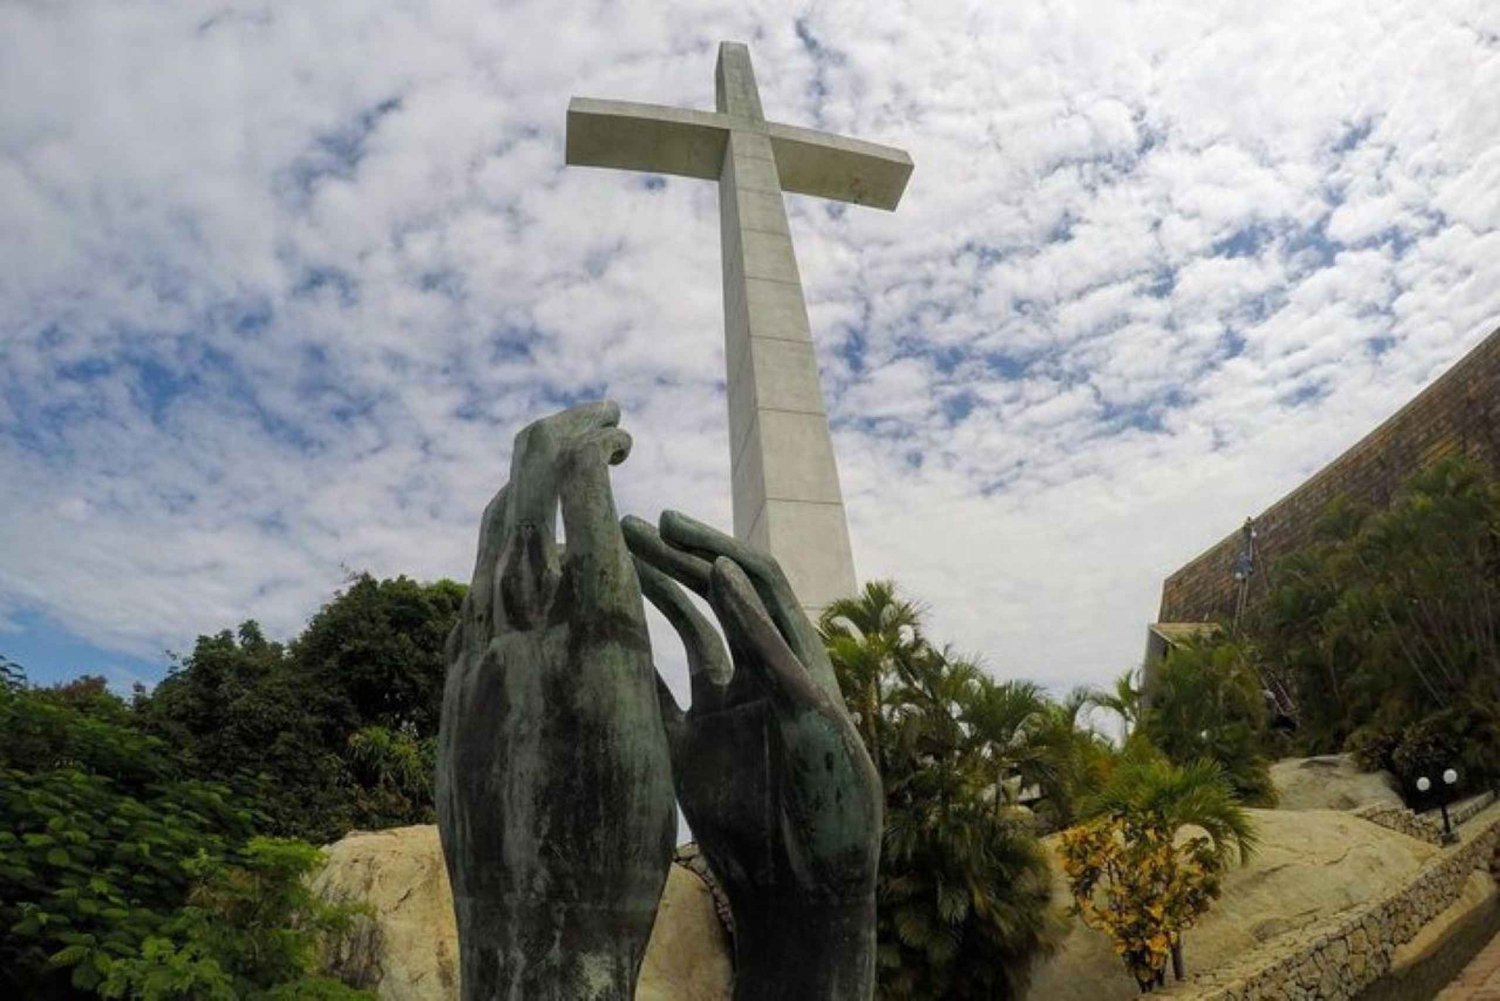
312 826 732 1001
312 759 1440 1001
1269 754 1403 811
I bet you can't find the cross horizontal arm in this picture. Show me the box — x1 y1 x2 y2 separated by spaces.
765 121 912 211
566 98 730 181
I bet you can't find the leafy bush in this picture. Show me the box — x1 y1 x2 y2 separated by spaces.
137 574 463 842
1139 640 1276 806
0 672 371 1000
1252 456 1500 794
1059 748 1255 993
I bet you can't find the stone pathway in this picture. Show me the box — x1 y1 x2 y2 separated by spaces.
1437 928 1500 1000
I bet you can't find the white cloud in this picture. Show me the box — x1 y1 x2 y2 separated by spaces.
2 0 1500 700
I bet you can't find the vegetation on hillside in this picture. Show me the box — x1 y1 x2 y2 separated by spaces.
1250 456 1500 795
1135 640 1279 806
136 574 462 842
0 667 372 1001
823 584 1079 999
4 563 1283 999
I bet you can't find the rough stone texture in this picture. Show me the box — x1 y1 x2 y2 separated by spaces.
1152 801 1500 1000
1269 754 1403 812
1159 324 1500 623
565 41 913 615
313 827 733 1001
1354 802 1445 845
1441 792 1499 830
1026 807 1443 1001
1387 869 1496 975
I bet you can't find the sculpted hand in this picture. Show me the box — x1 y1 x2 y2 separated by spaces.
624 511 881 1001
437 402 675 1001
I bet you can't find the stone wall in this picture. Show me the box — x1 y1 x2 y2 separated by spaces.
1441 792 1498 829
1158 804 1500 1000
1159 326 1500 624
1353 803 1443 846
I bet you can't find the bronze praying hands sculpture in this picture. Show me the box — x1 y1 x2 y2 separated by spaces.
436 402 881 1001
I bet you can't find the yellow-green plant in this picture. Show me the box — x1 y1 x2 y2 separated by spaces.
1057 751 1254 993
1058 816 1221 992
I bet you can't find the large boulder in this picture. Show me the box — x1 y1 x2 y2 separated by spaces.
1025 807 1440 1001
1269 754 1403 811
312 826 732 1001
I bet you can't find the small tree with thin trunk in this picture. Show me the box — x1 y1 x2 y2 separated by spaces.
1057 749 1255 993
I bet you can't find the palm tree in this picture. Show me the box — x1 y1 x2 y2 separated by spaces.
1141 639 1276 804
963 678 1057 818
1029 686 1116 830
1087 668 1144 738
875 644 1058 999
821 582 1060 997
821 581 928 775
1084 750 1257 864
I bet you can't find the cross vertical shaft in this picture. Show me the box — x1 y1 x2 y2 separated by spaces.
715 44 855 614
566 41 912 614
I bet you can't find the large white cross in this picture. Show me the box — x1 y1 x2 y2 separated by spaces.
566 41 912 613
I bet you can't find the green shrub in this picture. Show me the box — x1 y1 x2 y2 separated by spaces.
0 673 371 1000
1251 456 1500 795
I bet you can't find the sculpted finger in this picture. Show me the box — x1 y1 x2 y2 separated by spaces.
634 556 731 710
582 426 632 466
653 668 686 742
707 557 825 713
467 483 512 634
622 515 713 597
660 510 829 678
550 398 621 437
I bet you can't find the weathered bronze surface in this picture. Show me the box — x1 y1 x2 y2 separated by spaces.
436 402 675 1001
626 511 882 1001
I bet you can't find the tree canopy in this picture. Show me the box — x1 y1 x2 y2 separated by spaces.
136 574 463 842
1250 456 1500 793
822 583 1067 1000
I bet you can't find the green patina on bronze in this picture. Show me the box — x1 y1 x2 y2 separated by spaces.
435 402 879 1001
436 402 675 1001
626 511 882 1001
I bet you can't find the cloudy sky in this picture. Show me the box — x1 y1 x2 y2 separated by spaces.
3 0 1499 700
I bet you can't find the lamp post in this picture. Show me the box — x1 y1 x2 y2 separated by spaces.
1416 769 1460 843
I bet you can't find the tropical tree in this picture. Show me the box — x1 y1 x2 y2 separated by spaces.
876 645 1059 999
1059 746 1256 993
137 623 354 841
821 582 1060 999
1252 456 1500 792
821 580 927 775
1087 669 1144 738
1139 639 1276 805
962 677 1109 829
1030 686 1119 830
0 670 370 1000
291 574 465 736
137 574 464 841
344 727 437 829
